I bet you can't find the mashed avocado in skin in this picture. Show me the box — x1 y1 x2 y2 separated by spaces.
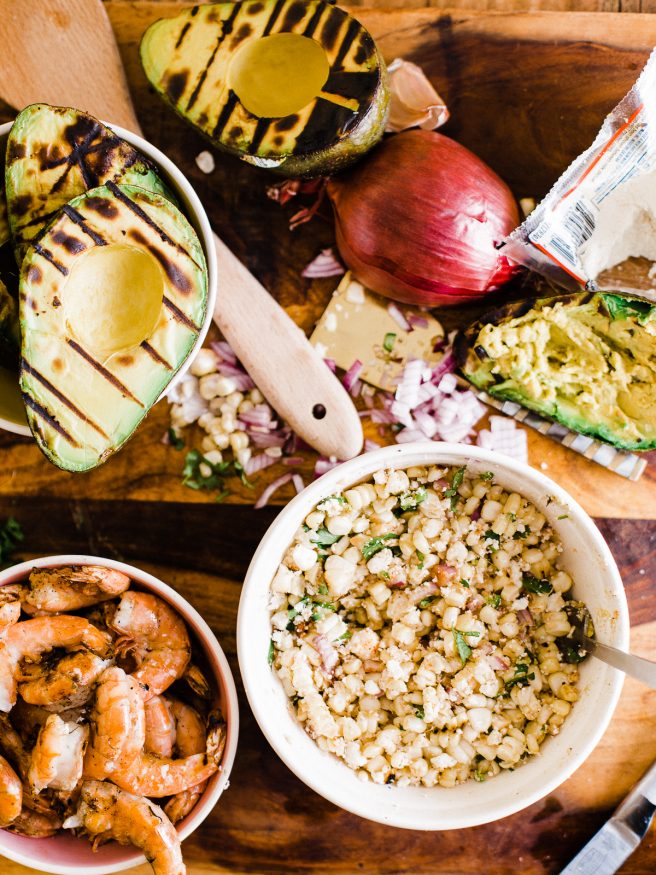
456 292 656 450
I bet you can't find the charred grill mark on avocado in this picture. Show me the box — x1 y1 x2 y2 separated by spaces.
50 229 86 256
32 243 68 276
20 358 110 439
105 182 198 266
61 205 108 246
140 341 173 370
302 3 324 37
22 393 81 447
128 228 192 294
212 92 240 140
185 2 242 112
66 340 144 407
163 296 200 333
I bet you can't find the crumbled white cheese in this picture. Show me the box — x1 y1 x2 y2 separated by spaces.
195 150 216 174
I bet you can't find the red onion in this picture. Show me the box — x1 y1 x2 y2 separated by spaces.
327 130 520 306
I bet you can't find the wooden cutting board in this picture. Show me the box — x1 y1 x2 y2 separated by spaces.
2 8 656 875
0 5 656 517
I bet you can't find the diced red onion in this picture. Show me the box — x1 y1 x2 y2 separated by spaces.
324 358 337 373
254 473 294 509
438 373 458 395
342 360 363 394
364 439 381 452
395 428 428 444
292 473 305 494
395 358 424 409
466 593 485 612
302 248 345 278
430 351 456 383
406 312 430 330
411 580 438 604
239 404 276 428
244 453 278 476
370 408 397 424
435 565 458 585
312 634 339 673
314 457 340 477
387 302 411 331
210 340 238 365
487 653 511 671
282 456 304 466
249 430 289 449
517 608 534 626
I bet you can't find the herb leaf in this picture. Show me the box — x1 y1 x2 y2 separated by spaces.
522 574 553 594
445 466 466 510
362 533 399 561
480 471 494 481
415 707 425 720
383 332 397 353
182 450 253 499
268 638 275 666
453 629 471 664
399 487 427 512
0 518 23 567
168 428 185 450
513 527 531 540
310 527 341 547
486 594 502 608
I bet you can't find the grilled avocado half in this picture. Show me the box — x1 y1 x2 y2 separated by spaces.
455 292 656 450
5 104 171 264
140 0 389 177
19 182 208 472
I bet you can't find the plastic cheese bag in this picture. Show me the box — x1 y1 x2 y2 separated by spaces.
503 48 656 291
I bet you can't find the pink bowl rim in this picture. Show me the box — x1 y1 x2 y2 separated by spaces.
0 554 239 874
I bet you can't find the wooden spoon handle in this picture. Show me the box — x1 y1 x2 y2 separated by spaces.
212 232 363 459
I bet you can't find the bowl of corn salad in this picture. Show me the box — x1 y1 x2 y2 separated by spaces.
237 442 628 829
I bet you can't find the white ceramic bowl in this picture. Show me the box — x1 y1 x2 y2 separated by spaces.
0 555 238 873
0 119 217 437
238 442 629 830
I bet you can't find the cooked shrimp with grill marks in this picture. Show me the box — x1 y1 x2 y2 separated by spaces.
164 698 208 824
21 566 131 615
0 615 112 712
110 591 191 700
0 754 22 827
144 695 176 759
0 564 226 875
19 651 112 711
28 714 88 793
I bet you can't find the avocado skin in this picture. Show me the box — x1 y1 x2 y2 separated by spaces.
456 291 656 451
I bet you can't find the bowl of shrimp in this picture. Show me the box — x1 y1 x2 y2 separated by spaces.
0 555 239 874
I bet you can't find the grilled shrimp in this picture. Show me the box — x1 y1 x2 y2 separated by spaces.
22 566 130 615
0 753 22 826
111 592 190 700
66 781 184 875
108 711 226 798
0 713 54 815
0 615 112 711
144 696 176 758
7 805 61 837
164 699 208 824
19 651 112 711
182 663 212 700
28 715 88 793
83 666 146 779
0 585 25 636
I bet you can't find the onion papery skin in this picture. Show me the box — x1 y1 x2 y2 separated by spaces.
327 130 521 307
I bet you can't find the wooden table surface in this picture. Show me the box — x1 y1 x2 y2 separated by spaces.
2 2 656 874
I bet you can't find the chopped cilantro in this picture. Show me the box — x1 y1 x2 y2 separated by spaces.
0 517 23 567
318 495 347 510
167 428 185 450
383 331 397 353
480 471 495 481
416 550 425 569
419 595 437 608
507 512 517 522
415 707 425 720
379 571 390 580
484 530 500 542
522 574 553 594
473 769 486 782
513 527 531 540
312 600 336 612
268 638 275 666
336 630 352 642
453 629 471 665
362 533 399 560
182 450 252 499
318 583 329 595
505 663 533 690
444 466 466 510
558 514 570 520
398 487 427 512
311 527 341 547
287 596 310 629
460 579 470 588
486 594 502 608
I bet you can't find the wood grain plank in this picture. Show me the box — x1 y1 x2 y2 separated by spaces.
0 516 653 875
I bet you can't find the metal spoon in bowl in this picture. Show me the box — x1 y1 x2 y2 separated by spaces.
557 603 656 690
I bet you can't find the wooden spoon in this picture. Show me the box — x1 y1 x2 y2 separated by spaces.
0 0 363 460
